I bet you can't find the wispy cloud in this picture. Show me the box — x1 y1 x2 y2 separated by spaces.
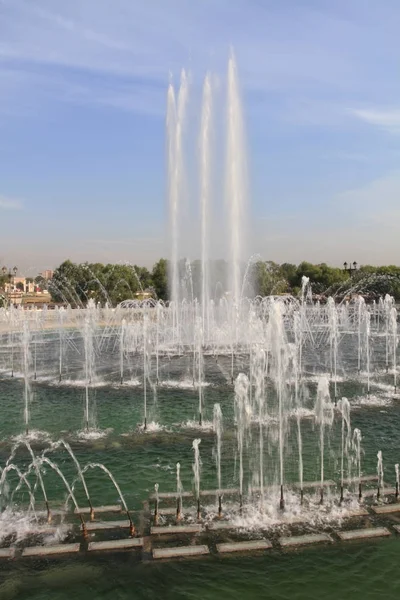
0 195 23 210
2 0 400 121
350 108 400 133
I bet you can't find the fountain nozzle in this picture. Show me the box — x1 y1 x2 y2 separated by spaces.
80 515 88 539
128 513 135 536
339 485 344 505
45 501 52 524
154 499 159 525
279 485 285 511
320 488 324 505
196 498 201 521
176 497 182 522
218 495 222 519
88 499 95 521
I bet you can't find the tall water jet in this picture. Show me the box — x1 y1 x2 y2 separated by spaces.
199 73 213 332
253 347 266 510
384 295 394 373
395 463 399 500
226 51 247 304
213 403 223 516
192 439 202 519
120 318 126 384
327 298 339 403
337 397 351 504
352 428 362 499
357 297 365 374
377 450 384 500
365 310 371 396
293 312 304 503
390 306 398 392
267 301 290 510
83 316 95 431
234 373 251 510
33 309 41 381
143 312 149 430
315 377 334 504
167 69 189 327
195 318 204 425
58 307 65 382
176 462 183 521
9 306 16 378
22 322 31 435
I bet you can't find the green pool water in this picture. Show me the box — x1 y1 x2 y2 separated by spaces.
0 374 399 600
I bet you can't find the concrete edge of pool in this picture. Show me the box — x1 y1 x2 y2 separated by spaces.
1 523 397 562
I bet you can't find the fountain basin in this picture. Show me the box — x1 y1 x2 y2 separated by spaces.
0 548 15 559
337 527 391 541
217 540 272 553
279 533 333 547
85 520 131 531
371 504 400 514
153 545 209 559
21 543 80 557
74 504 122 514
151 524 203 535
88 538 143 552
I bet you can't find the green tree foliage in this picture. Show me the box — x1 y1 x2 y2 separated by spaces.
152 259 169 301
50 260 156 306
48 258 400 305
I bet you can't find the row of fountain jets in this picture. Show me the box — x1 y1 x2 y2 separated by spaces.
0 285 398 435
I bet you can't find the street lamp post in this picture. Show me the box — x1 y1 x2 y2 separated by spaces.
343 261 358 277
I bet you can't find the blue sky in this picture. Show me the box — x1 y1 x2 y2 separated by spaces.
1 0 400 273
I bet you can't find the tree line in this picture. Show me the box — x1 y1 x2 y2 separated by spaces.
26 259 400 306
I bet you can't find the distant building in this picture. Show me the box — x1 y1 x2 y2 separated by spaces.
6 277 35 294
41 270 54 280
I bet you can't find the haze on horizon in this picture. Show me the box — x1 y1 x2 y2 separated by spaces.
1 0 400 275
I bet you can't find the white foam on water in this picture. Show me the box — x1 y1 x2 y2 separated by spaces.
181 419 214 431
137 421 169 433
159 379 211 389
180 491 364 533
305 373 345 383
119 378 141 388
12 430 52 444
75 428 113 441
352 395 393 408
0 509 69 545
369 381 400 397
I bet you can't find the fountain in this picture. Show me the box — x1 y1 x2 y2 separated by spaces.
314 377 334 504
0 53 400 562
192 439 202 520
